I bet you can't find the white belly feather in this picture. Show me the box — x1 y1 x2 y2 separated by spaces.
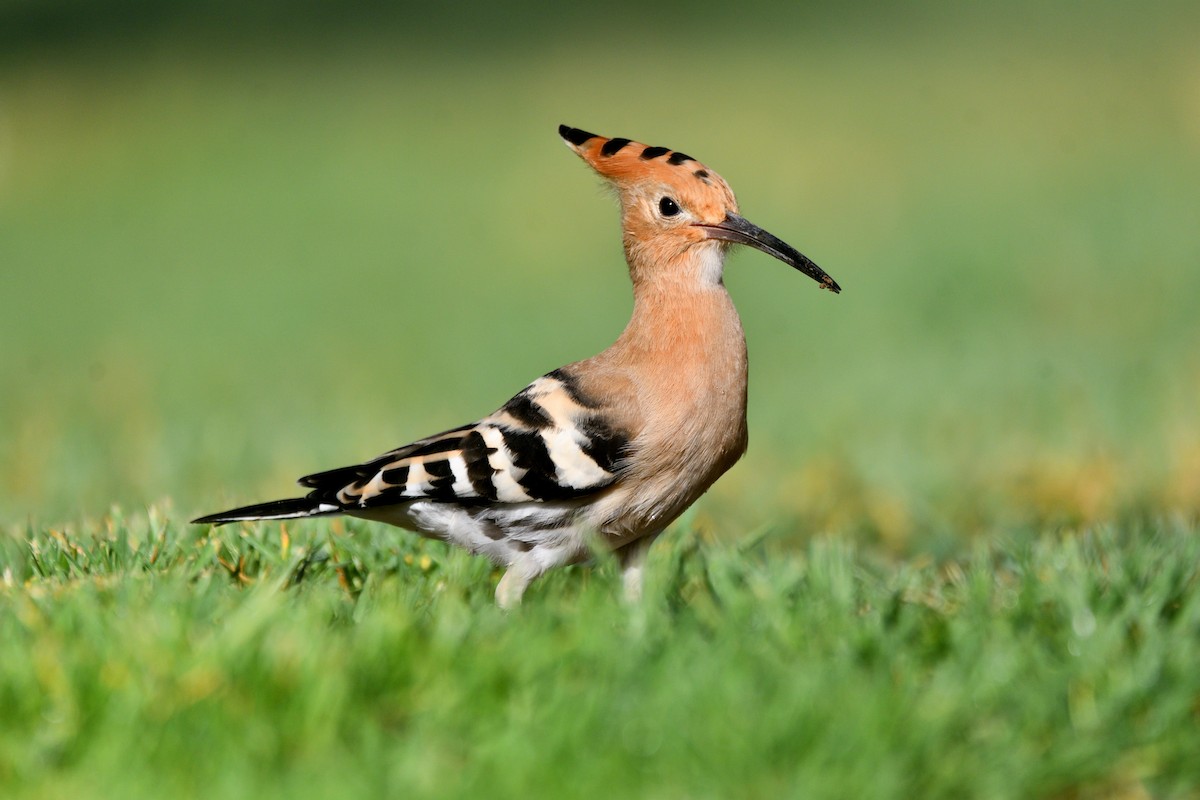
350 498 594 569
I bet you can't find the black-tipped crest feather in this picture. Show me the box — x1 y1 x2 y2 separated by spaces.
558 124 596 146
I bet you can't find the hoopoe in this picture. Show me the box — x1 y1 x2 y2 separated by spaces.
193 125 840 607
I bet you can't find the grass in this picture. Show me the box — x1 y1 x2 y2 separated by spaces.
3 513 1199 799
2 1 1200 796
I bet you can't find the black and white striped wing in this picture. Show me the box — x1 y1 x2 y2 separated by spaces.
300 371 627 510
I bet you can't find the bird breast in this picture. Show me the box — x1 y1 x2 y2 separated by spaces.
580 281 750 540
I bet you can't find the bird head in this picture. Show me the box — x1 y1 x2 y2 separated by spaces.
559 124 839 293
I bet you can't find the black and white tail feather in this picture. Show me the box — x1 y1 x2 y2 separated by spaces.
192 370 628 528
191 497 340 525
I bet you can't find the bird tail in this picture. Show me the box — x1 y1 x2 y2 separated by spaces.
191 497 341 526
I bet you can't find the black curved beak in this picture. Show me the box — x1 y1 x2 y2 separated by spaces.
696 213 840 293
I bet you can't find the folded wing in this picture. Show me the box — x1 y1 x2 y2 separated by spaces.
302 370 628 511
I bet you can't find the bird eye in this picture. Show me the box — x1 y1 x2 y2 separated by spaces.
658 197 681 217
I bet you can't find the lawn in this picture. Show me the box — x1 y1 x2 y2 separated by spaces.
1 1 1198 796
3 516 1199 798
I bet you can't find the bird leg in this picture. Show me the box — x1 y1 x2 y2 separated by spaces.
616 532 661 603
495 559 539 609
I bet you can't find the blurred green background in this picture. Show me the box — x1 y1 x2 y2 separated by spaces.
2 0 1198 542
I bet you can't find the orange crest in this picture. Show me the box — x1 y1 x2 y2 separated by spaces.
558 125 738 216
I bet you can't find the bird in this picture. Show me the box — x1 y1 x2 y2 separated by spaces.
193 124 840 608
